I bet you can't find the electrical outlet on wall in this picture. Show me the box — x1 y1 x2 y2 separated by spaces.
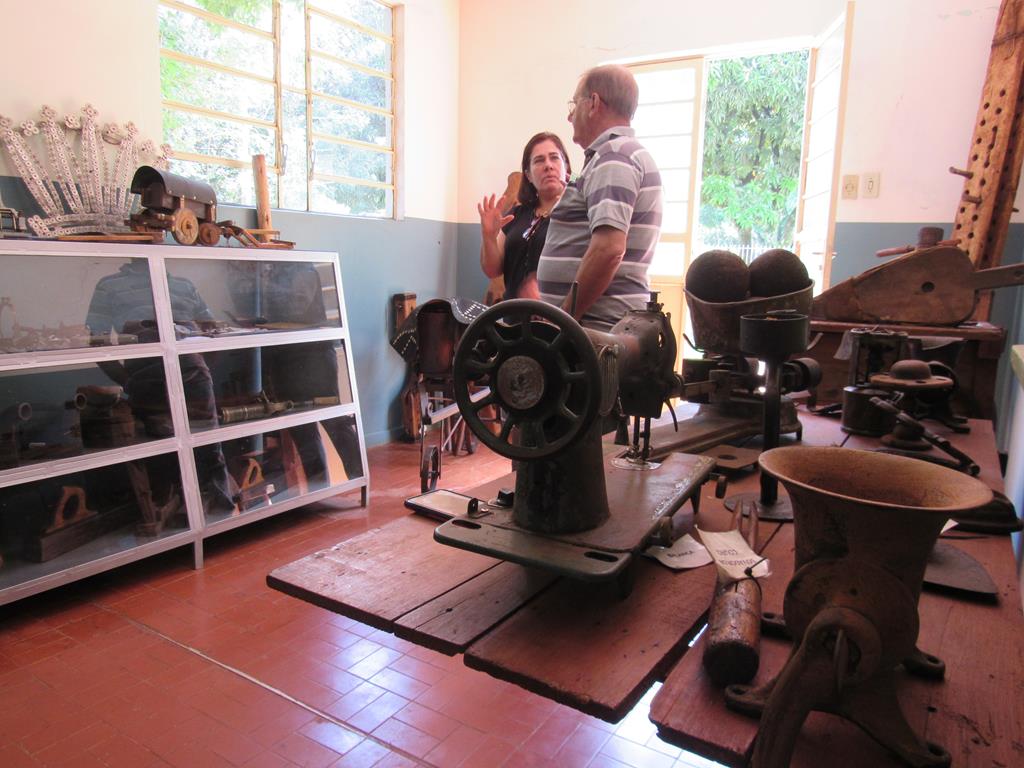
841 174 858 199
862 172 880 198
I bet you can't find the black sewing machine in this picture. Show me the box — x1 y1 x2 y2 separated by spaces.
430 294 819 589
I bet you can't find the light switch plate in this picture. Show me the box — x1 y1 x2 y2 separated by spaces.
841 174 858 199
863 172 880 198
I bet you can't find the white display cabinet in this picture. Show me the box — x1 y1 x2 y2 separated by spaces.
0 240 369 605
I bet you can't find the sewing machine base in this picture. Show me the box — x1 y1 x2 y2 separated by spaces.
433 452 714 584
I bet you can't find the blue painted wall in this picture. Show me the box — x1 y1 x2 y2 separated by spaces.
832 221 1024 448
455 222 488 301
1 177 458 447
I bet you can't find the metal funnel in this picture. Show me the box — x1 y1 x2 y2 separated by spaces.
759 446 992 605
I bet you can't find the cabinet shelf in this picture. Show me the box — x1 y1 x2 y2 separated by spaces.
0 241 369 603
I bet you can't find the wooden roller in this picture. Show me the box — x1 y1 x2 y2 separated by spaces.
702 500 761 686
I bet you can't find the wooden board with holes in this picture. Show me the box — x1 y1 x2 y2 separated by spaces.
951 0 1024 320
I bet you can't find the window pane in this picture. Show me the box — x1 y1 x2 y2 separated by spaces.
280 0 307 88
311 180 391 217
168 158 259 207
634 68 696 103
173 0 273 31
663 202 688 234
633 102 694 137
163 107 276 166
650 241 687 277
313 0 392 36
642 135 692 169
660 169 690 204
311 13 392 73
314 140 391 184
280 90 308 211
313 98 391 146
159 6 273 79
161 58 274 121
312 57 391 109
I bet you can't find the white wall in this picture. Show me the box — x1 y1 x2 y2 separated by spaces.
0 0 461 223
457 0 845 223
837 0 1014 223
0 0 1015 229
456 0 1017 227
0 0 162 164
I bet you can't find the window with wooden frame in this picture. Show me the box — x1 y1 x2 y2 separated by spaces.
159 0 396 218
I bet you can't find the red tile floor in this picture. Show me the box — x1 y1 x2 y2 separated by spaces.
0 440 724 768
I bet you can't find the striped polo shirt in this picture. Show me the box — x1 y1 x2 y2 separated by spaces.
537 126 663 330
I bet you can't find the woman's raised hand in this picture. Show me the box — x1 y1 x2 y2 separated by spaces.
478 193 514 239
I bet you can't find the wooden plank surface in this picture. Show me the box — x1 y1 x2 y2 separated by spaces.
465 556 718 722
267 515 500 630
651 418 1024 766
394 561 557 655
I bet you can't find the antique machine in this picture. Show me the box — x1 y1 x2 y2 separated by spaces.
432 294 819 586
724 446 993 768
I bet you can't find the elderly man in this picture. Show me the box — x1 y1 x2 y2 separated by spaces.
537 64 663 330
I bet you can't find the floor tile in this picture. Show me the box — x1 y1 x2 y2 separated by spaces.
299 719 364 756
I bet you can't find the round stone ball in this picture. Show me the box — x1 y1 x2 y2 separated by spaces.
748 249 810 297
685 250 750 303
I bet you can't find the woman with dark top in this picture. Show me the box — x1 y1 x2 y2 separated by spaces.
478 132 572 300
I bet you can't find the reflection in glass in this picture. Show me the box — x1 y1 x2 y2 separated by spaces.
86 260 235 518
0 360 172 469
202 414 363 523
0 256 154 354
0 453 187 588
164 259 342 336
189 341 352 432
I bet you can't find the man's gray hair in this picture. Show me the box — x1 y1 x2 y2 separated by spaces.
582 64 639 121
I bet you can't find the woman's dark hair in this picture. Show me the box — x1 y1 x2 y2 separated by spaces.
517 132 572 208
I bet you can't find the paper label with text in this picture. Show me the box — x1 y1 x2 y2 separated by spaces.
644 534 713 570
696 527 771 582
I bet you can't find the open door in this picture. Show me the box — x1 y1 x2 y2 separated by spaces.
794 2 854 293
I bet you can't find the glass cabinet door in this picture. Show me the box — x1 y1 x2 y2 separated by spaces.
0 255 159 353
199 414 363 523
0 452 188 588
0 358 174 469
163 258 341 339
182 340 353 433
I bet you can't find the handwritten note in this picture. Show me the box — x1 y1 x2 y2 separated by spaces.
696 527 771 582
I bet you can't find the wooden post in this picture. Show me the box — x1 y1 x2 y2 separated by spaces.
252 154 273 244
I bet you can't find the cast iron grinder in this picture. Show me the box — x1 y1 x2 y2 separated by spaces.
725 446 992 768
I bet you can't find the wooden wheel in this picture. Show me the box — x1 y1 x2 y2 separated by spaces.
197 221 221 246
171 208 199 245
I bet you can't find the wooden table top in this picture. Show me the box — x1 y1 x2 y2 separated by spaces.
267 409 1024 767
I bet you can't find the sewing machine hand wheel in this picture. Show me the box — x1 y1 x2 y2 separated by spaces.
453 299 601 460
